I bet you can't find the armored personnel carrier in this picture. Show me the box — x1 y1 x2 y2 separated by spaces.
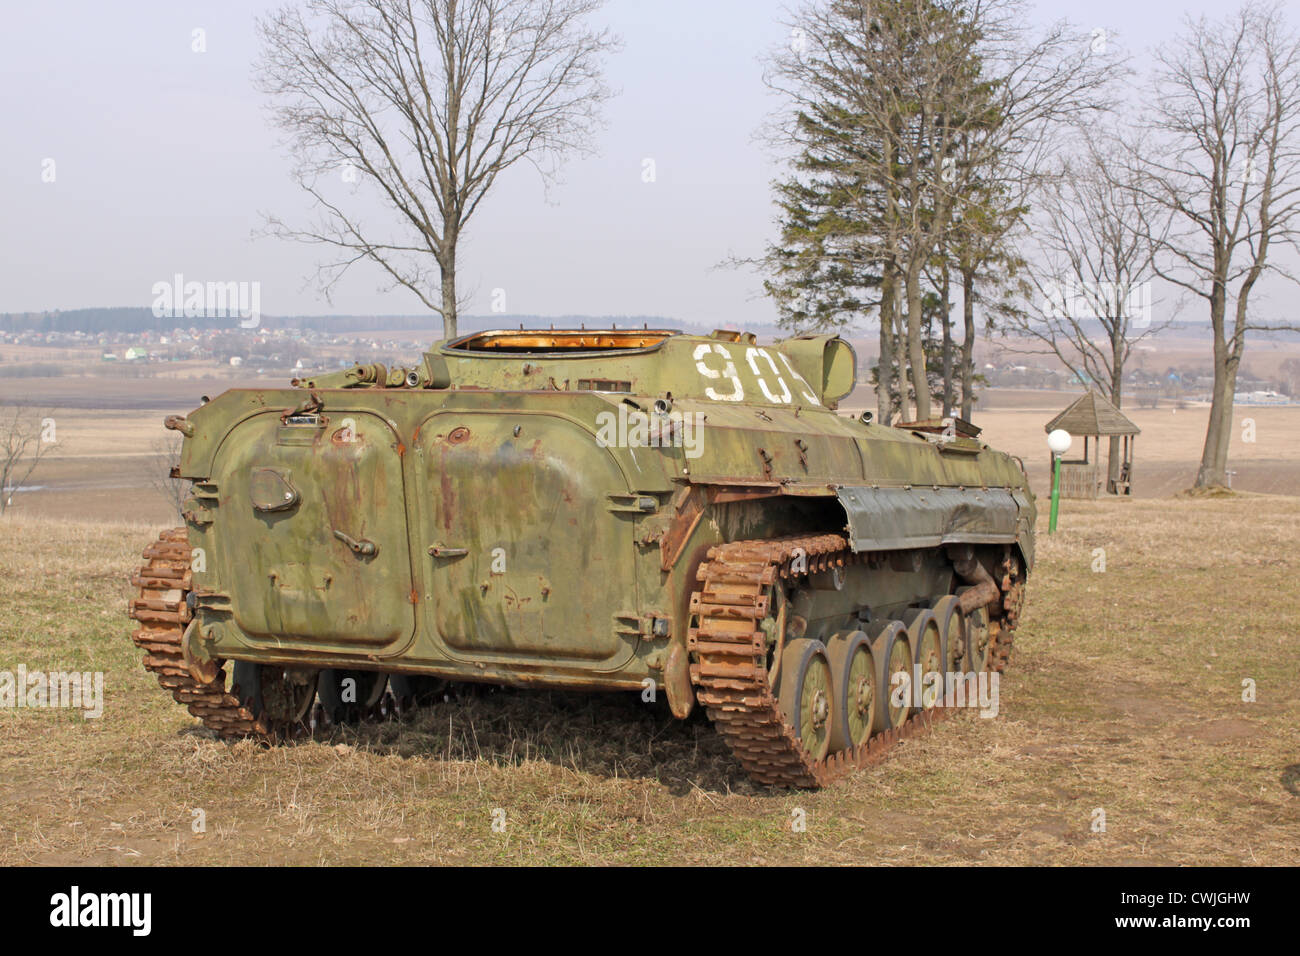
129 328 1033 787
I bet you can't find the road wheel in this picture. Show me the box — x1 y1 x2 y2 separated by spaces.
932 594 967 681
964 602 992 672
903 609 943 711
826 630 876 752
317 669 388 724
230 662 317 737
777 638 833 762
867 621 911 732
388 674 449 716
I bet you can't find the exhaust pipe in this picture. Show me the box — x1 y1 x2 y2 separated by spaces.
948 545 1001 614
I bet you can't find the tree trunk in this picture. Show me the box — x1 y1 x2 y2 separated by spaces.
1196 346 1240 488
1194 290 1234 488
959 267 976 421
439 237 459 341
894 281 910 421
878 266 896 425
1107 360 1125 492
940 259 953 418
905 260 930 420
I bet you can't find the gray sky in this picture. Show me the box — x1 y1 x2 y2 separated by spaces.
0 0 1256 328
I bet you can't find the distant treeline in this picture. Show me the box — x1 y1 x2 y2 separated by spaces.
0 362 64 378
0 308 684 336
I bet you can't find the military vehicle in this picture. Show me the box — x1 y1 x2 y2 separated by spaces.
129 328 1033 788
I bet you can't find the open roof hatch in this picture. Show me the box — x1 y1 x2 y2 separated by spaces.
446 329 679 354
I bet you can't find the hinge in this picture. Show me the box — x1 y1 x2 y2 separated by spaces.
607 492 662 514
191 481 220 501
614 612 672 641
192 590 232 613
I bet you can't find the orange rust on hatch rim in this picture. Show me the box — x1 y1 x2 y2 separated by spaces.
449 329 675 351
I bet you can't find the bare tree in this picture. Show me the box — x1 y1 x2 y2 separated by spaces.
148 436 189 521
0 406 56 516
1128 2 1300 488
1011 133 1170 487
258 0 619 339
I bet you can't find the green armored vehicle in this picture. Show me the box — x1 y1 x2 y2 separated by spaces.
129 328 1033 787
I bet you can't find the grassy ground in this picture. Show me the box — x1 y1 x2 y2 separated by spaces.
0 496 1297 866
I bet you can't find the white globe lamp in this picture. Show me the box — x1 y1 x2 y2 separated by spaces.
1046 429 1072 533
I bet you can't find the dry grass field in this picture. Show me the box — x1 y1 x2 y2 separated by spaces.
0 495 1296 866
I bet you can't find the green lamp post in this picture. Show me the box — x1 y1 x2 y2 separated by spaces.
1047 428 1073 534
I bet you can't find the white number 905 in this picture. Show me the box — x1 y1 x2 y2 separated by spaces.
692 344 820 406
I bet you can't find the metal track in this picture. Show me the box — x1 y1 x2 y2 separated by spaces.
128 528 270 739
130 528 1020 784
688 533 1017 788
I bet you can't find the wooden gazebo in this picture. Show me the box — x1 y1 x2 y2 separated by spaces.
1044 391 1141 498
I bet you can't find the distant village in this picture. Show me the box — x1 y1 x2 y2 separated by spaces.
2 323 1298 406
0 325 421 377
972 360 1298 407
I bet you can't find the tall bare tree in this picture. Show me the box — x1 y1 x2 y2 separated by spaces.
1127 2 1300 488
1011 134 1169 487
0 406 56 516
258 0 619 339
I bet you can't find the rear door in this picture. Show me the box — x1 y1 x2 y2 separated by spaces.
412 409 638 672
210 410 416 655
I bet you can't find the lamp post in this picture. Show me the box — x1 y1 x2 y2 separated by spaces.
1047 429 1072 534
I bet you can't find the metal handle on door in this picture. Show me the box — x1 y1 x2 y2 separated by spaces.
333 529 378 556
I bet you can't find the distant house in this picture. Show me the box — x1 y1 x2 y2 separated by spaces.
1235 390 1289 405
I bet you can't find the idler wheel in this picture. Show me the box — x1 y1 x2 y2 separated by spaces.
777 638 833 762
826 629 877 751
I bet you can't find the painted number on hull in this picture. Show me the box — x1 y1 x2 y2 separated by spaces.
692 344 821 406
692 343 744 401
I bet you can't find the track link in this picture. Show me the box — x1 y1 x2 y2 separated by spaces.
128 528 271 739
688 533 1017 788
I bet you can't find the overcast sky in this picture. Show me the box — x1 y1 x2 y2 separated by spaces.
0 0 1267 329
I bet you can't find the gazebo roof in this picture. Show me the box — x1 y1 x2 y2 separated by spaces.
1044 390 1140 437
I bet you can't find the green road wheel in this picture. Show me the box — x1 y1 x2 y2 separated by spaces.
867 621 912 732
777 638 833 761
903 609 944 711
827 629 876 751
